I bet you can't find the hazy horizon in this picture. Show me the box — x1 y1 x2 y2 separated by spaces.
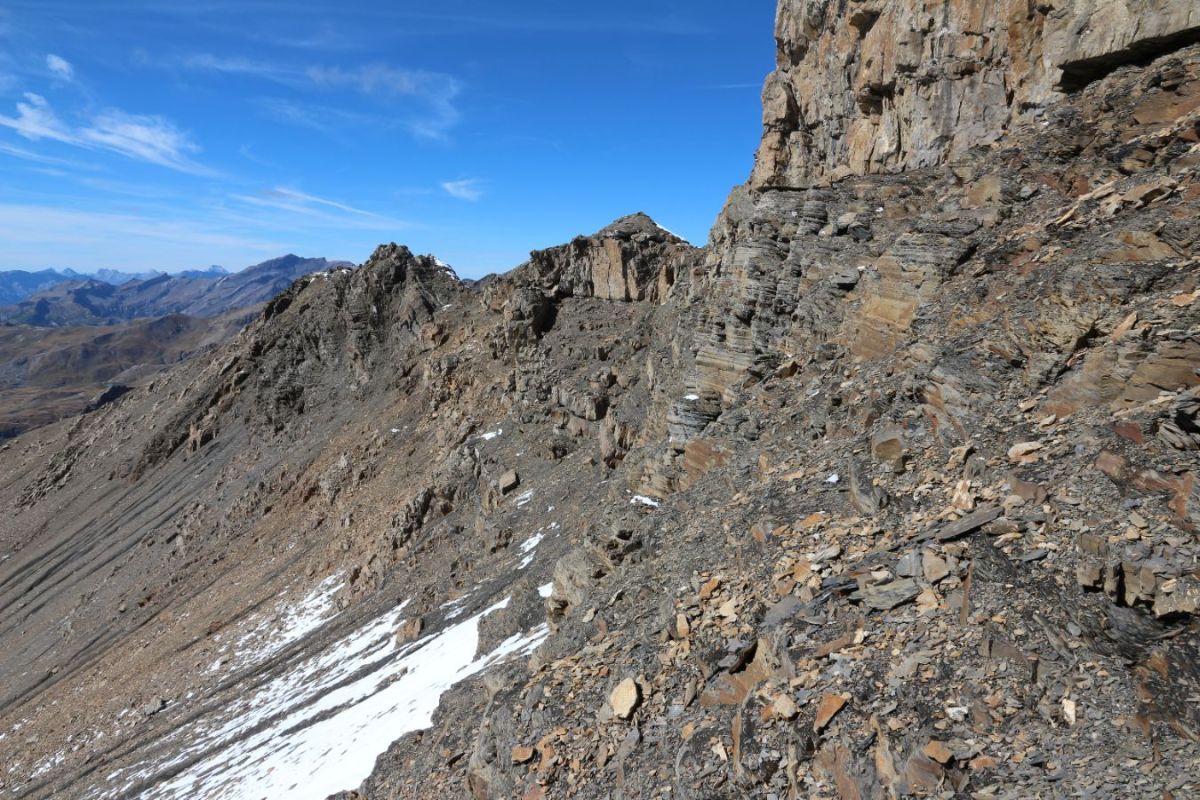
0 254 336 277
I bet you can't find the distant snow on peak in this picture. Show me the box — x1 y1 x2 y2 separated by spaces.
428 255 462 281
653 221 689 243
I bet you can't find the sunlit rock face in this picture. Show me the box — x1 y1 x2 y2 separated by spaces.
751 0 1200 189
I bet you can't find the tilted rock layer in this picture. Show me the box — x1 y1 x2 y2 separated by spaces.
2 3 1199 800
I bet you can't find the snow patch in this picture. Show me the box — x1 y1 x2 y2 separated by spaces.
653 221 689 243
631 495 661 508
517 531 545 569
226 575 344 670
102 597 546 800
29 751 64 780
538 582 554 599
519 532 544 555
440 594 471 620
430 257 466 284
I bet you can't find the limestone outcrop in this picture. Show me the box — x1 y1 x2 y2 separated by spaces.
517 212 696 303
752 0 1200 188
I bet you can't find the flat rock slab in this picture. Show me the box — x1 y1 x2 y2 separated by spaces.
861 578 920 611
929 506 1003 542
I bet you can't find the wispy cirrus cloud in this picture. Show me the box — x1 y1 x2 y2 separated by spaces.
0 139 96 170
265 24 356 52
231 186 412 231
0 93 71 141
702 82 762 91
82 111 205 172
441 178 485 202
241 187 380 218
0 93 213 175
180 54 462 139
181 53 289 81
255 97 381 138
46 53 73 81
307 64 460 137
304 63 447 98
307 10 710 36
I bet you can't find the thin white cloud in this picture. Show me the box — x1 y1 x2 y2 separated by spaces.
265 187 379 217
237 143 281 169
0 93 74 142
306 64 448 99
256 97 383 138
80 111 206 173
46 53 74 81
703 82 762 90
441 179 485 202
78 176 184 198
230 187 412 231
306 10 709 35
182 55 462 138
0 94 213 175
182 53 289 81
266 25 353 52
0 140 95 169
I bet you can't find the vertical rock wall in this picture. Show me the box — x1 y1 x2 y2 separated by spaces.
752 0 1200 189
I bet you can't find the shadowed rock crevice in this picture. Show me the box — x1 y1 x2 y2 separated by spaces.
1059 26 1200 91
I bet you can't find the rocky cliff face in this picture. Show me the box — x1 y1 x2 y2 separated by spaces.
2 3 1199 800
753 0 1200 188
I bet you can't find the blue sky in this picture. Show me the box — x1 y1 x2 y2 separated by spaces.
0 2 774 278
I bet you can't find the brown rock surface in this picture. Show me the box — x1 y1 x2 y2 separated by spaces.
753 0 1200 188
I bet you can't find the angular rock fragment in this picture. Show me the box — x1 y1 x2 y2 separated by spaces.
871 425 906 472
813 693 847 732
861 579 920 611
1155 578 1200 617
610 678 641 720
934 506 1003 542
498 470 520 494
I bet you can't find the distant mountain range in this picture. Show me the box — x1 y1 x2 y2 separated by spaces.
90 265 230 284
0 254 351 436
0 255 349 326
0 266 229 304
0 309 256 438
